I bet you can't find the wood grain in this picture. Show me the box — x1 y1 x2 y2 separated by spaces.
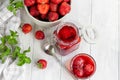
90 0 118 80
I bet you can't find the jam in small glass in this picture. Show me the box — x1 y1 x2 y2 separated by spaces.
70 53 96 79
54 22 81 56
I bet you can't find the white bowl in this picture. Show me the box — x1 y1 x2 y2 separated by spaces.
24 5 69 28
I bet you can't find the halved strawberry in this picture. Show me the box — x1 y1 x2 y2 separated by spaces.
51 0 63 4
29 6 39 17
37 0 49 4
37 4 50 14
48 12 59 21
24 0 35 7
59 2 71 16
37 59 47 69
50 3 58 12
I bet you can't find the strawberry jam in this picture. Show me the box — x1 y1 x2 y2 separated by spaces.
54 22 81 56
70 53 96 79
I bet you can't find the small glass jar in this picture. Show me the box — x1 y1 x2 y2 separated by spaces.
54 22 81 56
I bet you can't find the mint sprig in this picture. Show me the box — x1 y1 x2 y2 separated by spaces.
7 0 24 15
0 30 31 66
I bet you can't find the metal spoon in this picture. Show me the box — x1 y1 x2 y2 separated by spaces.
42 42 78 80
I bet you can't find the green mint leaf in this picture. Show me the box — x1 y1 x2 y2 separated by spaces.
10 30 18 38
0 30 31 66
25 57 31 64
23 47 30 54
7 5 14 12
18 53 26 59
8 38 18 45
1 47 11 57
7 0 24 15
12 46 21 59
10 0 14 3
0 44 6 52
0 47 11 63
1 57 5 63
0 37 6 44
15 1 24 8
17 59 25 66
13 8 17 15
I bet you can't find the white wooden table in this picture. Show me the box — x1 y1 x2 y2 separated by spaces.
18 0 119 80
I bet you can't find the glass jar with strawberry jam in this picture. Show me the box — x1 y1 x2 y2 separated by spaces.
54 22 81 56
70 53 96 79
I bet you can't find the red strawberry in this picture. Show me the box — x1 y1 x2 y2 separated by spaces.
50 3 58 12
24 0 35 7
37 0 49 4
51 0 63 4
48 12 59 21
29 6 39 17
84 64 94 74
64 0 70 2
35 30 45 40
59 2 71 16
73 68 84 78
37 59 47 69
41 14 47 20
37 4 50 14
22 24 32 34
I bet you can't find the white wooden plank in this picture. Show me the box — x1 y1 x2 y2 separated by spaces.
118 0 120 79
90 0 118 80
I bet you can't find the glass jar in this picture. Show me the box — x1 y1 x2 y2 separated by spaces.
54 22 81 56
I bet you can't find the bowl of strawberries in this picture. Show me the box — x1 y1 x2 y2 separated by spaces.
24 0 71 27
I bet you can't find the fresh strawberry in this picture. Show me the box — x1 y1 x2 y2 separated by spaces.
84 64 94 74
35 30 45 40
64 0 70 2
73 68 84 78
41 14 47 20
22 24 32 34
37 0 49 4
24 0 35 7
29 6 39 17
51 0 63 4
59 2 71 16
48 12 59 21
37 4 50 15
50 3 58 12
37 59 47 69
